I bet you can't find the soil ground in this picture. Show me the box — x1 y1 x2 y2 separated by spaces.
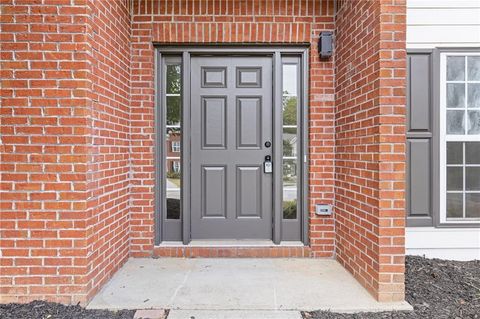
1 256 479 319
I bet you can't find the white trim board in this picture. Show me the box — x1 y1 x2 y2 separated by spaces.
406 227 480 261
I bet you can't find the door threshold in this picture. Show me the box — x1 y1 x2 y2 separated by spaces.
153 240 311 257
157 240 305 247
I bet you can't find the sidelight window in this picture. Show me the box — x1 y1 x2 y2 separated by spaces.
441 53 480 222
282 61 300 220
165 62 182 220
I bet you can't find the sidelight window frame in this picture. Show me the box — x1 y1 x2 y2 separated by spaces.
280 56 304 240
156 55 184 241
155 46 309 245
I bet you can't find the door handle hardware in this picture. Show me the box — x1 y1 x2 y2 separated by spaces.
264 155 272 173
264 141 271 148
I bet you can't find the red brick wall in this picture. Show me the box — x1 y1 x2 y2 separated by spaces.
84 0 131 302
0 0 407 305
129 0 336 258
334 0 407 302
1 0 92 304
0 0 131 304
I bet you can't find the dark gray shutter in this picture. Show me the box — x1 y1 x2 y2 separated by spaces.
406 51 435 226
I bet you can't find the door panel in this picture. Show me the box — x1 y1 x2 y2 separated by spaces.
202 97 227 149
237 97 262 149
201 166 227 218
190 56 273 239
236 166 263 218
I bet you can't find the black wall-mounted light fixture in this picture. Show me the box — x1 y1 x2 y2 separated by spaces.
318 31 333 59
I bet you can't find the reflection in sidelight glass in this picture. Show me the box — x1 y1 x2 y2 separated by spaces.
282 64 297 95
283 128 297 157
166 65 181 94
166 96 181 125
282 63 298 219
283 159 297 219
165 63 182 219
282 96 298 126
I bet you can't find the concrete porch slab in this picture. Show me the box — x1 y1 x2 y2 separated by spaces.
167 310 302 319
87 258 412 313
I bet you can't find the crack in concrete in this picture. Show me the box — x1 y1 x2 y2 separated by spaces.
169 269 192 306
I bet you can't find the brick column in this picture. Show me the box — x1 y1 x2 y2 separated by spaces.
1 0 92 304
0 0 131 304
334 0 407 302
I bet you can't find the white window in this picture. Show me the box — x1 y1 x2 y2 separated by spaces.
171 141 180 153
440 52 480 223
172 161 181 173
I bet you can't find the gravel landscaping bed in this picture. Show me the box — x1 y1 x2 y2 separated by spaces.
0 300 135 319
304 255 480 319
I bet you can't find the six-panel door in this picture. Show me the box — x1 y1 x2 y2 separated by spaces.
190 56 273 239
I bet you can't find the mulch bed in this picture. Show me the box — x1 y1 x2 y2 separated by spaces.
1 256 479 319
303 255 480 319
0 301 135 319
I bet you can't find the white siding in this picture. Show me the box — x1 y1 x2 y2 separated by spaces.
407 0 480 48
406 228 480 261
406 1 480 261
409 0 480 8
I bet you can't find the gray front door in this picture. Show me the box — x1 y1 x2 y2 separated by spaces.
190 56 273 239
